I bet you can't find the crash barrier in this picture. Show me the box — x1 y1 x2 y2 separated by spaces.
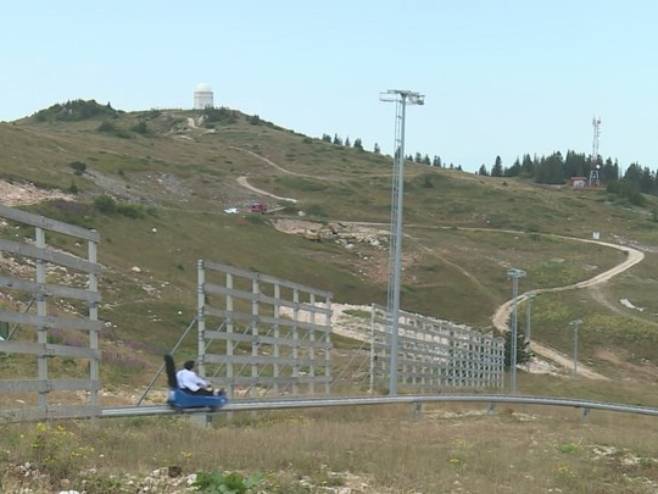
370 304 504 391
197 260 333 399
98 393 658 420
0 204 101 421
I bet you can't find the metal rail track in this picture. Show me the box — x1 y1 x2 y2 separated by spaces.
101 394 658 419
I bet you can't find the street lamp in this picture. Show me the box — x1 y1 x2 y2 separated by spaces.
380 89 425 395
507 268 526 394
568 319 583 377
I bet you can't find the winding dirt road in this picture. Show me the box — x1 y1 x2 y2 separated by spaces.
236 176 298 204
492 237 644 379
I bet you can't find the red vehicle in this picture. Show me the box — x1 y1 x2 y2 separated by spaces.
249 202 268 214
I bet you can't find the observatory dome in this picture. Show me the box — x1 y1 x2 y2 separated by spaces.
195 83 212 93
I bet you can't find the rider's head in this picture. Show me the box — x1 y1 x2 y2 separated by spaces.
183 360 195 371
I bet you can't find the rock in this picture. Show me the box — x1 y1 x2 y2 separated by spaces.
151 227 158 233
131 266 142 273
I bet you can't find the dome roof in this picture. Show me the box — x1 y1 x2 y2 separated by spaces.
195 83 213 93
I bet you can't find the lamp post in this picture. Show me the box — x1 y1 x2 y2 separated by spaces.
379 89 424 395
569 319 583 377
525 294 535 343
507 268 526 394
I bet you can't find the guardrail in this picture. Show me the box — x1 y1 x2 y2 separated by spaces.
100 394 658 420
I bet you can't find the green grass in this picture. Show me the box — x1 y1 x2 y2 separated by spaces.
3 105 658 385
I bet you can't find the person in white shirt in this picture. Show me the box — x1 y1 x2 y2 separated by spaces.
176 360 222 396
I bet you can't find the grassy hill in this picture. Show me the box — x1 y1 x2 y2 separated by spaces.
2 100 658 390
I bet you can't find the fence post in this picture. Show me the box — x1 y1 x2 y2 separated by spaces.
88 234 99 413
35 227 48 411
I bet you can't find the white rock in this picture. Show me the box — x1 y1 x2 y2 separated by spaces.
151 228 157 233
131 266 142 273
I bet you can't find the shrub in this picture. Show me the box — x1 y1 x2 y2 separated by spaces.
32 99 118 122
68 161 87 175
202 107 238 126
67 182 79 194
98 121 131 138
94 195 117 214
247 114 261 125
607 180 647 207
193 470 262 494
130 121 149 135
116 203 145 219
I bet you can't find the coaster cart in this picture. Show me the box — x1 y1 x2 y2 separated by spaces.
164 354 229 412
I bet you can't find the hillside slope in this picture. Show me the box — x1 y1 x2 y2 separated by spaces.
2 101 658 389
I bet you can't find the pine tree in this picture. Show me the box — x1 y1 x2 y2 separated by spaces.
478 164 489 176
491 156 503 177
422 154 431 165
414 152 422 163
373 143 381 154
345 137 351 147
333 134 342 145
321 133 332 143
432 156 442 167
353 138 363 151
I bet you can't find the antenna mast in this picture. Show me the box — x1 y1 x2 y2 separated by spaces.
588 116 602 187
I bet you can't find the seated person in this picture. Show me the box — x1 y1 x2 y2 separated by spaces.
176 360 224 396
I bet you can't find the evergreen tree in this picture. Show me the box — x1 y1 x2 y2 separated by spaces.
456 165 463 171
505 157 521 177
422 154 431 165
432 155 442 167
373 142 381 154
478 164 489 176
345 137 351 147
321 133 332 142
521 154 534 177
353 138 363 150
414 152 422 163
491 155 503 177
333 134 342 145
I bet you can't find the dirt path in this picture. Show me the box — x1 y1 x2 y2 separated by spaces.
491 239 644 380
236 176 297 203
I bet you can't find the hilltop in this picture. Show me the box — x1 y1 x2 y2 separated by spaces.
1 100 658 390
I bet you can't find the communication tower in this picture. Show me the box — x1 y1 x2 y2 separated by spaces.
588 117 602 187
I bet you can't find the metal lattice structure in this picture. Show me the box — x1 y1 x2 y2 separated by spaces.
0 204 101 421
379 89 425 394
197 260 332 398
369 305 504 391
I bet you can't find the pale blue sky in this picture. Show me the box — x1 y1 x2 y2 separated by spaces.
1 1 656 171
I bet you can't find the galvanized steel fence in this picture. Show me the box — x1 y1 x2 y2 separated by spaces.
197 260 333 399
369 304 504 391
0 204 102 421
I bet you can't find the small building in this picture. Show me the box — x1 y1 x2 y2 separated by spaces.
193 83 214 110
570 176 587 189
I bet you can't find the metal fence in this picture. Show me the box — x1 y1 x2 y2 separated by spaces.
0 204 101 421
197 260 332 399
369 304 504 391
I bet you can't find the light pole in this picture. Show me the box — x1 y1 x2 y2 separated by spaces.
507 268 526 394
569 319 583 378
380 89 425 395
525 294 535 343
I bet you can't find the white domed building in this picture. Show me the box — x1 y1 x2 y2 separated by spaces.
193 83 214 110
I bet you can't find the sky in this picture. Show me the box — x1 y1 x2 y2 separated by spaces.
1 1 657 172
